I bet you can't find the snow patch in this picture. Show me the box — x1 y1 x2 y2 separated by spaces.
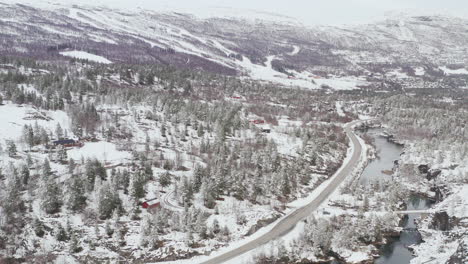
68 141 131 163
439 66 468 75
60 50 112 64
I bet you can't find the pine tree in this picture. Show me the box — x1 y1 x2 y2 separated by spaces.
2 175 24 224
159 171 172 187
41 179 62 214
33 217 45 237
23 125 34 150
68 159 76 174
149 226 160 249
56 224 69 241
40 127 49 146
281 173 291 196
6 140 17 157
363 195 370 211
130 173 145 199
105 220 113 237
222 225 230 240
55 123 63 139
98 183 122 220
145 134 150 153
212 218 220 234
160 124 166 137
67 175 87 211
21 164 30 186
197 123 205 138
121 169 130 194
42 158 52 178
85 159 96 191
57 145 67 162
26 154 33 167
70 232 83 253
181 177 194 207
193 166 204 192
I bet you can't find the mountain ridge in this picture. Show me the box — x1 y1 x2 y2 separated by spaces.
1 1 467 89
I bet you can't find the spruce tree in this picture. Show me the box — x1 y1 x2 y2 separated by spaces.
42 158 52 178
67 175 87 211
6 140 17 157
41 179 62 214
98 183 122 220
21 164 30 186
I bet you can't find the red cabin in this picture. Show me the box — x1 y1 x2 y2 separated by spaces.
251 120 265 124
231 96 242 99
141 198 160 209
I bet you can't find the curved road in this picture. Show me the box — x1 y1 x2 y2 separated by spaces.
161 190 184 212
200 121 364 264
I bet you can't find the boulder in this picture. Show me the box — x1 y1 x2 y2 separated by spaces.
430 211 451 231
430 185 449 203
426 169 441 181
246 214 280 236
418 164 430 174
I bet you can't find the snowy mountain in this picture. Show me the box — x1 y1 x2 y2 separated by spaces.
1 1 467 264
0 1 467 89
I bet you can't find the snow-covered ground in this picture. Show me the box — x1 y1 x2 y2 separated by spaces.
68 141 131 163
0 102 70 142
409 184 468 264
238 55 367 90
414 66 425 76
336 101 345 117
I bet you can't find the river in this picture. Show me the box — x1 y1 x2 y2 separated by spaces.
359 129 432 264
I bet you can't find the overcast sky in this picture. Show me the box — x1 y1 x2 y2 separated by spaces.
5 0 468 25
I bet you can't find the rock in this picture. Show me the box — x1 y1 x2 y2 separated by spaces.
426 169 441 181
246 214 280 236
418 164 430 174
430 211 451 231
430 185 448 203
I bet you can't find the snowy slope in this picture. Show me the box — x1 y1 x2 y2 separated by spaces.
60 51 112 64
0 1 467 89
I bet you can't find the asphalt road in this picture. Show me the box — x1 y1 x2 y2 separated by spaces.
200 121 364 264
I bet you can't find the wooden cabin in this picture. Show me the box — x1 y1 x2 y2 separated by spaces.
141 198 161 209
251 119 265 125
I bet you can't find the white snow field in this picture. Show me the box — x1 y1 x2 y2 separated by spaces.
0 102 70 142
439 66 468 75
60 50 112 64
67 141 131 163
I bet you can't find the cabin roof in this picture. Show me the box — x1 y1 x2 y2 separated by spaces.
53 139 75 144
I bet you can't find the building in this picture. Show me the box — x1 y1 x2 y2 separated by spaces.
251 119 265 124
261 126 271 133
141 198 160 209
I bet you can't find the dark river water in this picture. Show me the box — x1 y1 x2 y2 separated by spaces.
359 129 432 264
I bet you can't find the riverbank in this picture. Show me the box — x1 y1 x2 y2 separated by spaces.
387 137 468 263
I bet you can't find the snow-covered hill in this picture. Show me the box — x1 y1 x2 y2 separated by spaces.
0 1 467 89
